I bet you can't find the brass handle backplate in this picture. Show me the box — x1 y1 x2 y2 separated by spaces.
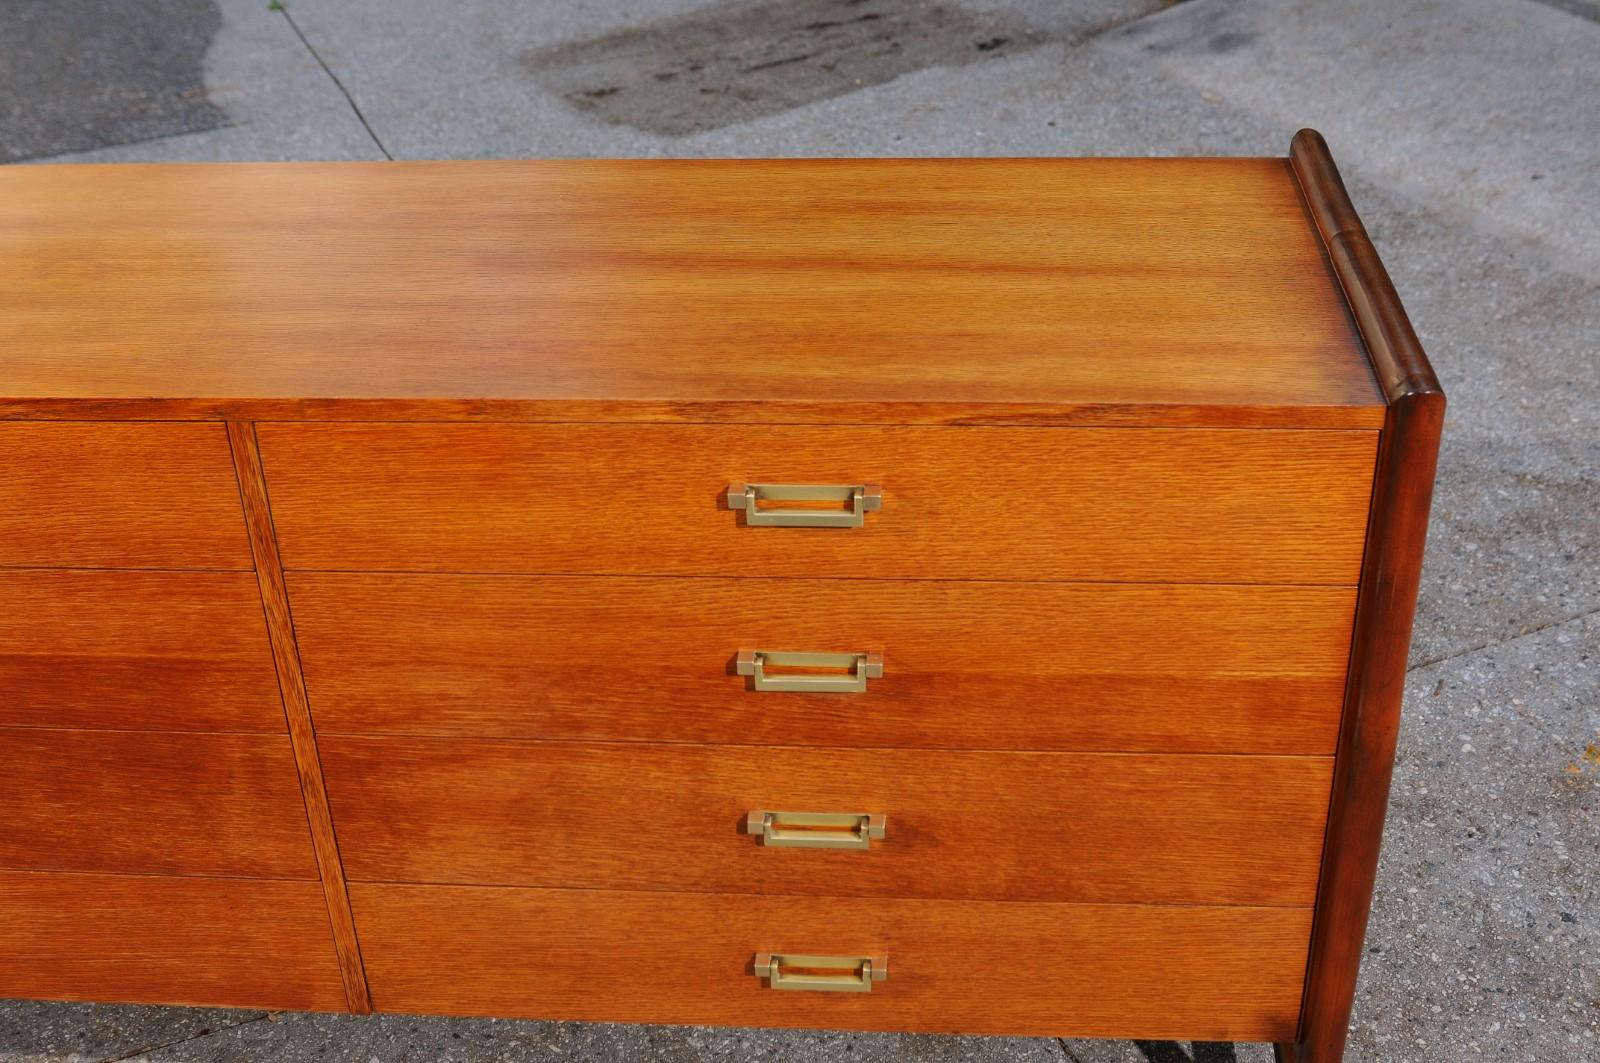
753 953 889 993
735 649 884 693
744 810 887 850
727 483 882 528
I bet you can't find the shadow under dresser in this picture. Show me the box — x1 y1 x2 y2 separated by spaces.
0 130 1442 1063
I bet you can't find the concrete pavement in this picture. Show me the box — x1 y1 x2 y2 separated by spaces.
2 1 1596 1060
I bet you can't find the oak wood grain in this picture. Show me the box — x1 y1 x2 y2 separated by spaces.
1290 128 1447 1063
352 884 1311 1040
323 737 1333 907
0 727 316 878
227 421 373 1014
0 570 284 732
0 398 1387 430
293 574 1355 754
0 158 1382 429
259 424 1378 585
0 422 252 569
0 871 349 1011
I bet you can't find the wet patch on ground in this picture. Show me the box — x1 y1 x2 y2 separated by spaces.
0 0 228 162
1107 0 1256 56
1534 0 1600 24
521 0 1050 135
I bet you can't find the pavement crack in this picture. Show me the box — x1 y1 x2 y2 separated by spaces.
1056 1038 1088 1062
273 4 393 160
1409 603 1600 672
94 1013 272 1063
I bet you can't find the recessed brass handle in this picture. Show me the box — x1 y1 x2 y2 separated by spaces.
727 483 882 528
736 649 884 693
744 810 887 850
753 953 889 993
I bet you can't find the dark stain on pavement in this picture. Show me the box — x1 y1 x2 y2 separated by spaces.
1532 0 1600 24
1109 0 1254 56
0 0 228 163
1134 1040 1241 1062
521 0 1048 135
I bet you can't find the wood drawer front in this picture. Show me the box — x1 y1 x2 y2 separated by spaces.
293 574 1355 754
0 422 252 569
353 884 1309 1041
324 738 1332 907
0 729 318 879
258 424 1377 584
0 571 285 732
0 871 347 1011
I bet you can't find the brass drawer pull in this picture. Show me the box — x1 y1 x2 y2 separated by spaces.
753 953 889 993
736 649 884 693
744 810 887 850
727 482 882 528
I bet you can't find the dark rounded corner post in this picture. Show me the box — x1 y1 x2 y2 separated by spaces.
1286 129 1446 1061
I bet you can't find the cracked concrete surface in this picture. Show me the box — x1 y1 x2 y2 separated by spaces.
1 0 1596 1060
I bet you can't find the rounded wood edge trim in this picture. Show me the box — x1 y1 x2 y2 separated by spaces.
0 397 1388 430
227 420 374 1015
1291 125 1448 1059
1293 391 1444 1060
1289 128 1444 407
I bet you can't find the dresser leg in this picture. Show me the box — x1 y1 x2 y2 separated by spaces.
1273 1043 1304 1063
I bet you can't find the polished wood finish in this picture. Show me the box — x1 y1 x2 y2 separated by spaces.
324 737 1333 906
0 158 1381 429
1289 129 1447 1063
259 424 1377 585
293 574 1355 753
0 871 349 1011
228 422 373 1014
0 570 284 732
352 884 1311 1040
0 727 316 878
0 422 252 569
1292 130 1443 405
2 398 1386 429
0 138 1442 1056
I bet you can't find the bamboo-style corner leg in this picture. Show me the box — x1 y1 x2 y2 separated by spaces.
1287 129 1445 1063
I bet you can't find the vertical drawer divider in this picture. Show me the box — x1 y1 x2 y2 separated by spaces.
228 420 374 1016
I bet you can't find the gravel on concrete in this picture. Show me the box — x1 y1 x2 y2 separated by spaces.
0 1001 262 1063
125 1012 1074 1063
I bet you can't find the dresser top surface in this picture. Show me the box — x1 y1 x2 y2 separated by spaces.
0 157 1383 426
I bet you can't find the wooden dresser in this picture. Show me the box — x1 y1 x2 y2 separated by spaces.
0 130 1441 1062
